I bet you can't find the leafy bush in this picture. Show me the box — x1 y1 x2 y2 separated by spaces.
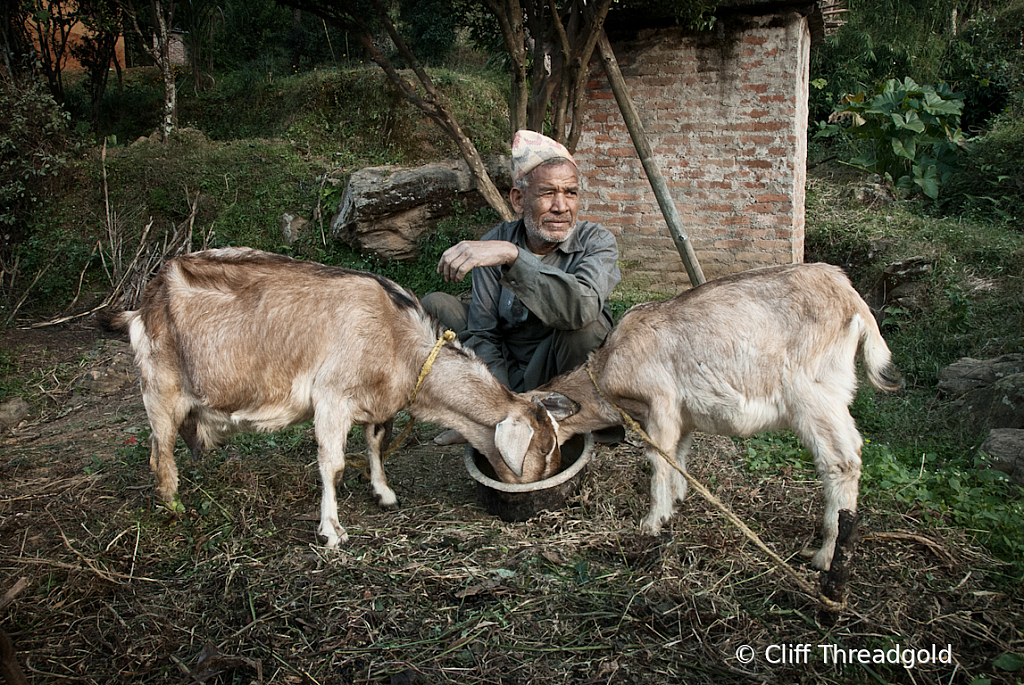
0 77 76 237
940 0 1024 132
400 0 460 66
942 112 1024 224
817 78 966 199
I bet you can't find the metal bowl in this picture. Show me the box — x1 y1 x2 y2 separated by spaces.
464 433 593 522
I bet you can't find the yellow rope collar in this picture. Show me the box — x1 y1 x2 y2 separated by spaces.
382 329 457 462
348 330 458 468
409 329 457 406
585 362 847 613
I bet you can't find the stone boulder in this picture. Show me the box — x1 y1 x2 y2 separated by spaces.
938 355 1024 434
865 255 935 313
978 429 1024 487
937 354 1024 398
850 181 895 208
0 397 30 432
280 212 309 246
331 156 512 260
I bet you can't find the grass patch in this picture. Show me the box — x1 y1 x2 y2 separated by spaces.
806 174 1024 381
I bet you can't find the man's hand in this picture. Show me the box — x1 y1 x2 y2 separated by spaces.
437 240 519 283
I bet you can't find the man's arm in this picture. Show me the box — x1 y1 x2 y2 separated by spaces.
437 240 518 283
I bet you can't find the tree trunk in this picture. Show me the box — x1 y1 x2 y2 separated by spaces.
148 0 177 140
353 23 514 222
483 0 528 138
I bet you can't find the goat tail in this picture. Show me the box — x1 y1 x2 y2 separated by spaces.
857 310 904 392
96 307 134 335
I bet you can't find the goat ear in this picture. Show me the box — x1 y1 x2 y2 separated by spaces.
494 416 534 478
534 392 580 421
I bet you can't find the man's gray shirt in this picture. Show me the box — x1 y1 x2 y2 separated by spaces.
462 218 621 388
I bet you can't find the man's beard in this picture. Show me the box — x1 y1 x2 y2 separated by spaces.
523 212 575 247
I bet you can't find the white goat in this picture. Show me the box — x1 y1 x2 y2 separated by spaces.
103 247 561 547
530 263 903 571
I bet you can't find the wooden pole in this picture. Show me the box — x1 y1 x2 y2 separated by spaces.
596 31 705 286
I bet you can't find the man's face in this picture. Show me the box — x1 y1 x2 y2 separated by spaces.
510 161 580 255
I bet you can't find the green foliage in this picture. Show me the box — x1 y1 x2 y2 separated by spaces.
69 0 124 120
739 425 1024 579
993 653 1024 672
741 432 811 474
940 0 1024 131
100 134 317 252
805 181 1024 380
810 0 1024 146
4 65 512 319
171 67 506 161
204 0 374 76
0 349 18 400
0 77 76 235
66 71 165 143
810 30 913 124
399 0 460 66
818 78 966 199
11 223 97 315
942 112 1024 224
860 440 1024 575
608 0 719 31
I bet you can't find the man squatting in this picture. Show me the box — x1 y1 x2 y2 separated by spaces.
422 130 622 446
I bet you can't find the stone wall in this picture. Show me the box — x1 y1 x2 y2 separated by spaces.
576 12 811 290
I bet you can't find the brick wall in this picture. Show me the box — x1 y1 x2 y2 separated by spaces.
576 12 811 290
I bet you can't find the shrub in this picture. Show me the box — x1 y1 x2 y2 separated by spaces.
941 112 1024 224
817 78 966 199
0 77 77 239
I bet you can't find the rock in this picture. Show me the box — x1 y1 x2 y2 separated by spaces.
888 281 929 312
869 255 935 311
77 347 138 394
978 428 1024 486
850 182 895 208
281 213 308 246
937 354 1024 398
0 397 30 431
331 156 512 260
78 368 130 394
949 372 1024 433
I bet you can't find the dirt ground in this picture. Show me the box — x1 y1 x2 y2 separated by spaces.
1 322 1022 684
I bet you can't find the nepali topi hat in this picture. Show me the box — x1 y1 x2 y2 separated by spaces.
512 130 577 184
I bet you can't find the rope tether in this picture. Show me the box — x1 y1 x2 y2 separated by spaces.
585 363 846 613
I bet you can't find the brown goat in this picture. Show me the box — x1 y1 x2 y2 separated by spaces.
531 263 903 571
104 247 561 547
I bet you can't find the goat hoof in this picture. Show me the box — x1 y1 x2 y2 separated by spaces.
374 488 399 510
810 546 834 571
317 523 349 549
639 517 667 536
